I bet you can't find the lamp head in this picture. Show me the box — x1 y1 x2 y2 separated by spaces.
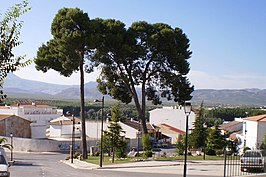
184 102 192 114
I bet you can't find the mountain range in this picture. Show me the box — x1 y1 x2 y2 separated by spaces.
3 73 266 106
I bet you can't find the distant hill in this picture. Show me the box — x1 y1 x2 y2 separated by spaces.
3 73 266 106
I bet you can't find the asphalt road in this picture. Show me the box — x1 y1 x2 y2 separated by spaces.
9 152 222 177
9 152 172 177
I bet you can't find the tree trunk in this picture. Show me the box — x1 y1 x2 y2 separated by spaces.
80 61 87 159
112 147 115 163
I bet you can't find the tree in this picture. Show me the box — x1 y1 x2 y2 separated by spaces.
34 8 95 159
176 134 184 155
0 138 12 150
189 102 208 149
206 125 227 155
0 0 31 99
95 20 193 134
102 103 127 162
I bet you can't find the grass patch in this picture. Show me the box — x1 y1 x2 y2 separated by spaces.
84 155 227 165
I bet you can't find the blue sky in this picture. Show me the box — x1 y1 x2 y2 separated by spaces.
1 0 266 89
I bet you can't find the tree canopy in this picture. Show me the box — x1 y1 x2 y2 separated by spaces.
34 8 95 159
0 0 31 99
95 20 194 133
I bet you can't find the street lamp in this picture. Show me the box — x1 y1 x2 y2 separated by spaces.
67 111 75 164
94 96 104 167
10 133 13 162
183 102 192 177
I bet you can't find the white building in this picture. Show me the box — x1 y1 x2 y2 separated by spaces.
149 106 196 133
85 120 108 140
244 114 266 150
49 115 81 138
0 103 63 138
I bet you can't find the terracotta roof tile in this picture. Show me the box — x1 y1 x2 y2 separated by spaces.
244 114 266 122
159 123 185 134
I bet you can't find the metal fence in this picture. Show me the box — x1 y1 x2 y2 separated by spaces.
224 150 266 177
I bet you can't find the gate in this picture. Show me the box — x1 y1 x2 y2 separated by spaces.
224 151 266 177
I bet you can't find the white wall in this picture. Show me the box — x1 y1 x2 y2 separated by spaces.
49 125 61 137
149 106 196 132
245 120 258 149
119 122 137 139
31 125 47 139
85 121 108 139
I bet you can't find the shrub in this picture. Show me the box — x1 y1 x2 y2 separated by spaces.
143 150 153 158
206 149 216 156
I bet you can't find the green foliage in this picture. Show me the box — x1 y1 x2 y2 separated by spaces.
143 150 153 158
142 134 152 151
189 102 208 148
94 20 193 133
176 134 184 155
205 107 266 122
0 0 31 99
0 137 12 150
102 104 127 162
34 7 97 159
206 125 227 153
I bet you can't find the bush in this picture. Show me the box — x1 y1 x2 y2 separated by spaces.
93 151 100 156
74 152 81 159
216 149 224 156
206 149 216 156
143 150 153 158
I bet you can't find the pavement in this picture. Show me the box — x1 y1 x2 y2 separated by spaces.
61 159 266 177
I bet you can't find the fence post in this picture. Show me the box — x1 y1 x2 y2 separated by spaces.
223 147 227 177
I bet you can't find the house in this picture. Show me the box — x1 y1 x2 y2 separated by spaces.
0 103 63 138
49 115 81 138
149 106 196 133
243 114 266 150
0 115 31 138
158 123 185 144
219 121 243 135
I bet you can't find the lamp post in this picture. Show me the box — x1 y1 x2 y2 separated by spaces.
183 102 192 177
10 133 13 162
67 111 75 164
94 96 104 167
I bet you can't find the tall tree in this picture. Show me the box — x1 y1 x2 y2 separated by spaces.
189 102 208 148
95 20 193 134
103 103 126 163
34 8 95 159
0 0 31 99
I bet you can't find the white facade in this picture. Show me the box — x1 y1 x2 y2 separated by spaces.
0 103 63 138
244 115 266 150
119 122 138 139
149 106 196 133
49 116 81 138
85 120 108 139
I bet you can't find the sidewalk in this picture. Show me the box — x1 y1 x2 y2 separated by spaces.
61 159 266 176
61 159 226 170
61 159 181 170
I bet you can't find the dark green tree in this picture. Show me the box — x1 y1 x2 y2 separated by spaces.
34 8 95 159
189 102 208 149
0 0 31 99
206 125 227 155
103 103 127 162
176 134 184 155
95 20 193 134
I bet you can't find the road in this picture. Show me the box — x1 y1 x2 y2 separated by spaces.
9 152 221 177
